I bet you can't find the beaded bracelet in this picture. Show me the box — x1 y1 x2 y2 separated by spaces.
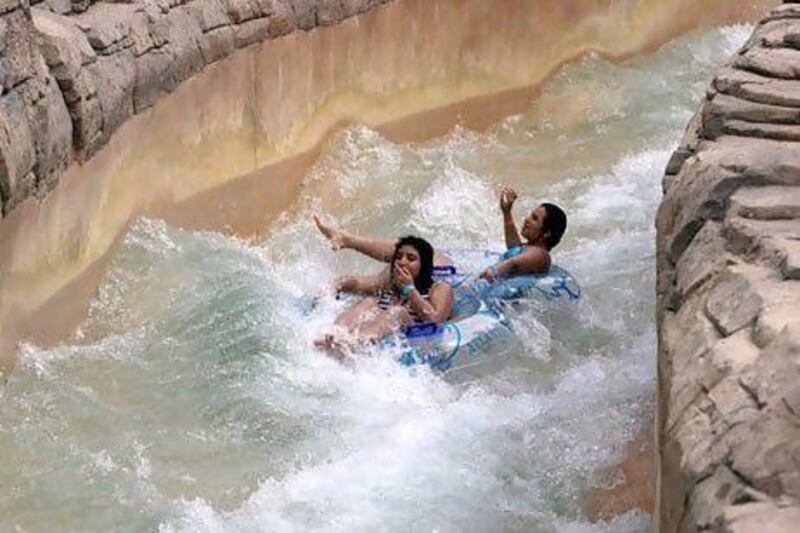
400 284 415 299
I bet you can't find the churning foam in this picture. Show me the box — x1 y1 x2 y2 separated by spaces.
0 24 754 532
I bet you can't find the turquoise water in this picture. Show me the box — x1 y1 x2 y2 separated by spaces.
0 25 751 532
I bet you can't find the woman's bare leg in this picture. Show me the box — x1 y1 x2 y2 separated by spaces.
314 299 410 356
314 298 383 352
334 298 379 330
353 305 412 343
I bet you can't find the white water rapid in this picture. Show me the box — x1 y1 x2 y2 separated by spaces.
0 25 752 532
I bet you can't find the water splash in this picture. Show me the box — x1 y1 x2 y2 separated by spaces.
0 24 753 532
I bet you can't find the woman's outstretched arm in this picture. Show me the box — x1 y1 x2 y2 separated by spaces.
335 268 391 295
314 215 396 263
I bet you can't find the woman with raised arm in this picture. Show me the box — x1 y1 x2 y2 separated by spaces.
314 236 454 355
478 185 567 282
313 185 567 284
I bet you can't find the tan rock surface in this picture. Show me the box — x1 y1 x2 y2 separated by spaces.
0 0 393 215
723 502 800 533
658 5 800 531
0 0 778 358
730 185 800 219
0 0 793 526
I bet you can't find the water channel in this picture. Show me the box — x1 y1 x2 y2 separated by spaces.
0 23 752 532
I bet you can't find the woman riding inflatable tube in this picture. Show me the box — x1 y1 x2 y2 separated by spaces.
313 236 454 356
313 185 568 294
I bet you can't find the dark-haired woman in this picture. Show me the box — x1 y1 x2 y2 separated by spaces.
313 185 567 282
314 236 454 354
478 185 567 282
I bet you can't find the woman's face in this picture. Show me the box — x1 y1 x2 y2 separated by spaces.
521 205 548 243
394 245 422 280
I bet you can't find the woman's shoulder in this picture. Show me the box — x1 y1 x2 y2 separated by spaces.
502 245 525 260
517 245 551 271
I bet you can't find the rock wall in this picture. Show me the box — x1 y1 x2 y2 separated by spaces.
0 0 390 215
657 3 800 531
1 0 774 352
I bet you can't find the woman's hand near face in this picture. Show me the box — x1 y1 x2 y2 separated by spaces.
393 264 414 288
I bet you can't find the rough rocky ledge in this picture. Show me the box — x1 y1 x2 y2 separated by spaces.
0 0 390 216
658 3 800 531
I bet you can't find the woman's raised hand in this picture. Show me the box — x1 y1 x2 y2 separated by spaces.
314 214 347 251
500 185 517 213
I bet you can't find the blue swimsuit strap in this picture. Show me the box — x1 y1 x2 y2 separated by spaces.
502 245 525 260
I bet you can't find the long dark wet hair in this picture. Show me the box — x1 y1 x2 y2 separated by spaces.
391 236 435 295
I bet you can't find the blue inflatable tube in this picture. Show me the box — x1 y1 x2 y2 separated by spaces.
434 249 581 303
390 249 580 377
387 302 518 381
432 249 580 319
305 248 580 377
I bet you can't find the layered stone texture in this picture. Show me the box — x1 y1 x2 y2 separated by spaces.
0 0 389 216
0 0 777 351
0 1 73 213
658 4 800 531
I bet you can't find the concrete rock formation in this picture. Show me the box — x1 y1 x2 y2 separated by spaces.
1 0 770 354
658 3 800 531
0 0 390 215
2 0 792 524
